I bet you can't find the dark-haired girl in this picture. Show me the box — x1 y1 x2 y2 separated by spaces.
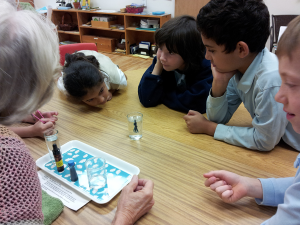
57 50 127 107
138 15 212 113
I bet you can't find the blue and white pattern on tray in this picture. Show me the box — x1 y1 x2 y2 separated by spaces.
44 148 132 201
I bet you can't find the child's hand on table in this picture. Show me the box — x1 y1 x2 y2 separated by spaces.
203 170 263 203
183 110 217 136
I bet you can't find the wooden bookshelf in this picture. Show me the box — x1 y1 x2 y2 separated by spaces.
52 9 171 55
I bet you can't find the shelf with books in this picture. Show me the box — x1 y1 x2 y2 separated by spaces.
52 9 171 56
126 30 155 55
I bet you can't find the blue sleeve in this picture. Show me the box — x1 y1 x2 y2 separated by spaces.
256 177 294 206
258 156 300 225
212 86 287 151
138 57 164 107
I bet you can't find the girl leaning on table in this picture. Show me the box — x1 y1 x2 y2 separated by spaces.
57 50 127 107
138 15 213 114
204 16 300 225
0 1 153 224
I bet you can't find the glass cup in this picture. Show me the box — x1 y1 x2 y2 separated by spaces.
127 112 143 140
44 129 60 165
85 157 107 190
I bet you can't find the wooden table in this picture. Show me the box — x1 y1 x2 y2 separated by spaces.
24 68 299 224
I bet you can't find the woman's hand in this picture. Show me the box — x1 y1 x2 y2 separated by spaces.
112 175 155 225
22 111 58 124
30 119 56 138
8 118 55 138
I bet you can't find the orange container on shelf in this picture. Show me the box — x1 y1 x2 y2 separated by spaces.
82 35 116 52
91 20 117 28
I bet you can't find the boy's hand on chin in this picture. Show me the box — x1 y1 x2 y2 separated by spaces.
211 64 237 83
211 64 237 97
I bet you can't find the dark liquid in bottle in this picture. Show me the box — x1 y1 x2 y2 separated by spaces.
53 144 64 172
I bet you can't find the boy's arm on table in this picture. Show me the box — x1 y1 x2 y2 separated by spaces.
138 57 164 107
206 78 242 124
203 169 300 225
184 78 241 134
213 87 288 151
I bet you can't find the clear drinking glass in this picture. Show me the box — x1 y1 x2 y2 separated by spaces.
44 129 60 164
85 157 107 190
127 112 143 140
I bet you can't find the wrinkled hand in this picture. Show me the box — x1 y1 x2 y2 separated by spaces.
23 111 58 124
30 119 55 138
40 111 58 122
203 170 262 203
112 175 155 225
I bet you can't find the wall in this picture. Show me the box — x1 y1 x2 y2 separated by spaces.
34 0 175 17
264 0 300 50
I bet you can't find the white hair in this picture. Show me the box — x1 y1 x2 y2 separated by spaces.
0 0 61 125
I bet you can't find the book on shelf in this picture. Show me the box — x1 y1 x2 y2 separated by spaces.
137 48 150 56
59 41 78 45
139 41 151 50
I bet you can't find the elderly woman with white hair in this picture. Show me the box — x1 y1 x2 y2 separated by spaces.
0 1 154 224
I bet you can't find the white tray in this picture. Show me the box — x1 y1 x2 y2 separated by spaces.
36 140 140 204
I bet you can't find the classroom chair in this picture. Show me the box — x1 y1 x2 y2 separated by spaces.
270 14 298 52
59 43 98 66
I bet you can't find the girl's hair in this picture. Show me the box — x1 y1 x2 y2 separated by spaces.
155 15 205 74
63 52 105 99
0 0 60 125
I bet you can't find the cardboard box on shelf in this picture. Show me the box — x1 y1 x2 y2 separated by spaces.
91 20 118 28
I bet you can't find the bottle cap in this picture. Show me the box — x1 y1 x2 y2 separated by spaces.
52 143 60 154
68 159 75 166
